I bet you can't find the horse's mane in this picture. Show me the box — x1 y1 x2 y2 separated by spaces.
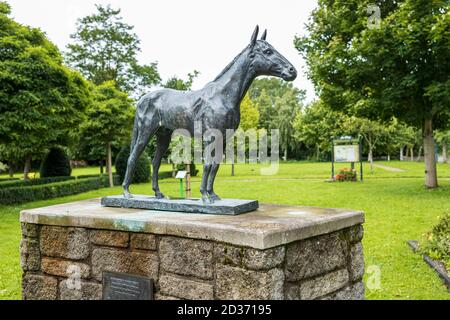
213 45 251 82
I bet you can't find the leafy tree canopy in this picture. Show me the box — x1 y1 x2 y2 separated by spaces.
66 4 161 98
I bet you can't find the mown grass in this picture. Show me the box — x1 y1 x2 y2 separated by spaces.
1 161 449 300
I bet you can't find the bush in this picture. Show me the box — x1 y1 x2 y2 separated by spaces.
40 147 72 178
0 176 75 190
0 177 19 183
0 176 117 205
115 146 151 184
419 213 450 270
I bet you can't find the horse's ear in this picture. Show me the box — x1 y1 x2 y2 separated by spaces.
261 29 267 41
250 25 259 46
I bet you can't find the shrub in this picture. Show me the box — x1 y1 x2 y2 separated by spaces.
0 178 19 183
40 147 72 178
0 176 75 190
334 168 357 182
419 213 450 270
115 146 151 184
0 176 117 205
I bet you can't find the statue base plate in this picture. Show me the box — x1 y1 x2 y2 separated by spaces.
101 195 259 216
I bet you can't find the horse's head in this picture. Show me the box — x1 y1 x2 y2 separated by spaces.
248 26 297 82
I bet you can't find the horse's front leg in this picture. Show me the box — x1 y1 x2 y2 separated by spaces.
207 164 221 202
200 163 212 204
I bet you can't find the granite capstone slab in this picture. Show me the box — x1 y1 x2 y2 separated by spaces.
20 199 365 250
101 195 259 215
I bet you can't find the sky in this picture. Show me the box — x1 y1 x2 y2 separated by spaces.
7 0 318 102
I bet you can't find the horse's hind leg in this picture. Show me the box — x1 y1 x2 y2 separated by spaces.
152 131 172 199
123 122 158 199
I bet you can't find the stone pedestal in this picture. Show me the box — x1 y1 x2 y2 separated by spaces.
20 199 365 300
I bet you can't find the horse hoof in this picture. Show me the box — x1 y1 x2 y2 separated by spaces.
202 196 213 204
209 194 221 202
155 192 165 200
123 191 133 199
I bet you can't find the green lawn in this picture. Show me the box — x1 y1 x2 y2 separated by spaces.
1 161 449 300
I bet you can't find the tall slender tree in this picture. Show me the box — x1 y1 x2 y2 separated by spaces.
66 4 160 98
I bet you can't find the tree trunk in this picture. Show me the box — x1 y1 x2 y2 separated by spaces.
387 154 391 162
442 144 447 164
284 147 288 162
23 156 32 180
400 147 404 161
410 148 414 162
368 148 374 173
423 118 438 188
100 160 104 174
416 146 423 162
107 143 114 188
231 163 235 177
8 163 14 178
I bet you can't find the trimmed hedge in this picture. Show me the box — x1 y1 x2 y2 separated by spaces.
0 177 19 183
0 176 118 205
0 176 75 190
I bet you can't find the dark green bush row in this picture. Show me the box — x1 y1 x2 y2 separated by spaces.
0 176 75 190
0 177 19 183
0 176 118 205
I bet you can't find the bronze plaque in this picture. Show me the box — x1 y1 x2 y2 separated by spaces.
103 272 153 300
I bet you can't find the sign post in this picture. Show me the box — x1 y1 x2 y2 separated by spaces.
331 136 363 182
175 171 187 198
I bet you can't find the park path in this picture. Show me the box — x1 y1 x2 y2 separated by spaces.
373 164 406 172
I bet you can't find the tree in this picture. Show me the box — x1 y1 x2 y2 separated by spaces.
163 71 199 91
79 81 135 187
293 101 346 161
435 130 450 163
273 90 303 160
345 116 390 172
239 94 260 131
0 3 91 179
66 4 160 98
249 78 306 131
296 0 450 188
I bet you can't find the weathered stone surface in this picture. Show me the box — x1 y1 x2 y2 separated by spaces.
216 265 284 300
21 199 364 250
59 280 102 300
22 274 57 300
351 281 365 300
349 243 365 282
102 195 259 216
299 269 349 300
154 293 180 300
40 226 89 260
344 225 364 244
243 247 285 271
214 244 243 266
90 230 129 248
21 223 39 238
284 283 301 300
322 281 365 300
131 233 157 250
285 232 348 281
92 248 130 281
41 258 90 279
20 238 40 271
160 237 213 280
130 251 159 280
159 274 214 300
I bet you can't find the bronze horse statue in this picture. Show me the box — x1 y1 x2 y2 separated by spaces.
123 26 297 203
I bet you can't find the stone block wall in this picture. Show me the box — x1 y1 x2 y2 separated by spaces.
21 222 365 300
